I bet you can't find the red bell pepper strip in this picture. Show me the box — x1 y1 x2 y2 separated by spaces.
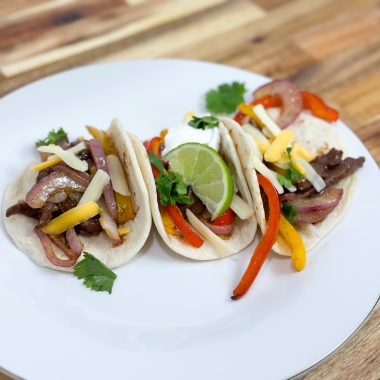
211 208 235 226
301 91 339 122
165 204 204 248
145 136 163 178
234 95 282 125
234 92 339 124
231 174 280 300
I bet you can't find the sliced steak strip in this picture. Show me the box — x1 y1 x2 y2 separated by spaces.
295 149 365 196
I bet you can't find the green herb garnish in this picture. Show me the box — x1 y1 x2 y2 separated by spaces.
206 82 247 114
155 172 194 207
285 166 303 183
286 147 292 160
149 152 166 174
36 127 68 147
277 173 293 190
281 202 298 224
188 115 219 130
74 252 117 294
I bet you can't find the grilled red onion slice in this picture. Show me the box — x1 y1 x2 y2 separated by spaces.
51 164 92 187
253 80 303 128
294 209 334 224
26 172 86 209
34 228 77 267
202 220 234 235
286 188 343 224
66 228 84 258
47 190 67 204
99 200 121 246
89 139 117 220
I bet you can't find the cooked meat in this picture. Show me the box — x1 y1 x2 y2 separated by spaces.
295 149 365 196
6 201 39 218
77 217 102 236
37 168 53 182
39 202 59 226
59 197 77 212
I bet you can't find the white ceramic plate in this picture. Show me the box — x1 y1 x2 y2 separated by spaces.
0 60 379 380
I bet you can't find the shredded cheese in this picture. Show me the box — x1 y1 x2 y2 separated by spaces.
78 169 110 205
252 156 284 194
242 124 270 154
186 209 234 255
106 155 130 196
42 202 100 235
117 227 129 236
230 194 254 220
37 143 88 172
243 104 281 136
298 157 326 192
264 130 295 163
32 142 87 171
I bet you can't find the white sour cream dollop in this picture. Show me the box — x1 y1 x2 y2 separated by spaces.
162 122 221 156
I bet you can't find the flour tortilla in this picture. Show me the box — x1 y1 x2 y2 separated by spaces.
131 122 257 260
3 118 151 271
221 112 357 255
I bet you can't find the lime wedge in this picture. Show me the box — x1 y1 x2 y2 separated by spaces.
165 143 233 220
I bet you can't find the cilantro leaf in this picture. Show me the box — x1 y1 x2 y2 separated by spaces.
149 152 166 174
285 166 303 183
155 172 194 207
277 173 293 189
281 202 298 224
188 115 219 130
286 147 292 161
74 252 117 294
206 82 247 114
36 127 68 147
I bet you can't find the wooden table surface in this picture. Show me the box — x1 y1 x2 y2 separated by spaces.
0 0 379 379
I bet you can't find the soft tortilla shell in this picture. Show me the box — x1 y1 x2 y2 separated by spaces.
130 123 257 260
221 113 357 255
3 118 151 271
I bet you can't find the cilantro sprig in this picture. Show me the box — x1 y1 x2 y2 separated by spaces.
281 202 298 224
155 172 194 207
74 252 117 294
36 127 68 147
188 115 219 130
206 82 247 114
149 152 166 174
149 152 194 207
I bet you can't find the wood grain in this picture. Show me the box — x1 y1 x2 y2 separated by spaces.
0 1 379 379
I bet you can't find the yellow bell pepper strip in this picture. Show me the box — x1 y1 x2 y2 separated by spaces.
42 201 100 235
115 192 135 224
160 206 181 237
31 157 62 171
278 214 306 271
86 126 115 155
231 174 280 300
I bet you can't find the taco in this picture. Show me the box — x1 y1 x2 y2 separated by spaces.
3 118 151 271
131 114 257 260
223 80 365 258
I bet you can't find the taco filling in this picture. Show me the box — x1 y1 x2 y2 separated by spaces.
5 123 137 268
143 114 256 256
223 80 365 299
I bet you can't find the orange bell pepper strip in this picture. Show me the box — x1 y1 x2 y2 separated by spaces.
301 91 339 122
231 174 280 300
165 204 204 248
